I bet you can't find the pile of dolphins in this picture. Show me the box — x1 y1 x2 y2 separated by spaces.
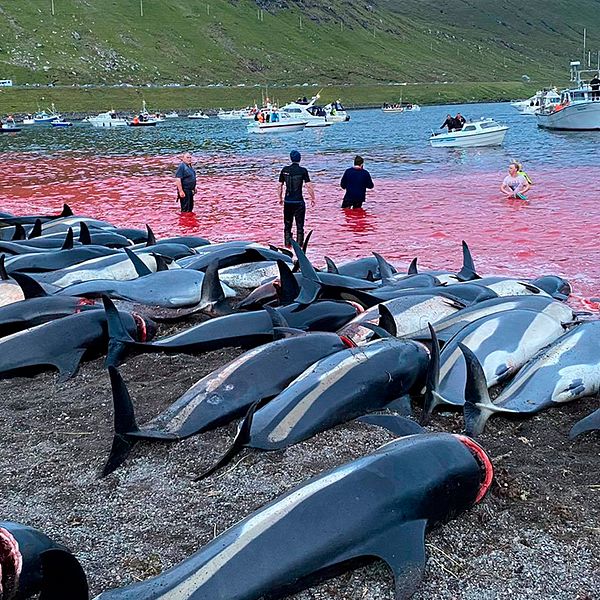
0 204 596 599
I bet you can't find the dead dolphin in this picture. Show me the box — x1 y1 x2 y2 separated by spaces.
461 321 600 436
529 275 572 301
323 254 396 280
0 307 155 381
92 433 492 600
455 277 550 298
199 336 430 478
424 308 567 418
5 246 120 273
0 203 73 226
0 520 88 600
102 331 350 475
407 240 480 282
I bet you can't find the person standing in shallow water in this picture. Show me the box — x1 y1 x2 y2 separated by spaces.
175 152 197 213
340 155 374 209
278 150 315 248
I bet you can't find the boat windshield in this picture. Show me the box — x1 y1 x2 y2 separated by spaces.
480 122 499 129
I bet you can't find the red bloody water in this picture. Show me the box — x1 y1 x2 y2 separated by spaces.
1 154 599 309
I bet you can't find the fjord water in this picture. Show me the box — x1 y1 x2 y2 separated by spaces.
1 102 599 306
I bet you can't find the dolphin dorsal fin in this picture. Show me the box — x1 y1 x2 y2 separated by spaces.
408 257 418 275
79 222 92 245
145 224 157 247
124 247 152 277
29 219 42 239
61 228 74 250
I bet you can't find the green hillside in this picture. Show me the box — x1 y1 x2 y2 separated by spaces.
0 0 598 85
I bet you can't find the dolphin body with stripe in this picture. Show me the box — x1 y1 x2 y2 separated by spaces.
92 433 492 600
454 277 550 298
5 246 121 273
460 321 600 436
198 337 431 478
102 332 350 475
0 203 73 228
0 521 88 600
424 308 567 418
0 308 154 381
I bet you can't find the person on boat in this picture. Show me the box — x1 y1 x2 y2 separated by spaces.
175 152 197 213
278 150 315 248
590 73 600 101
340 155 374 209
501 162 531 199
132 116 140 125
440 114 458 131
455 113 466 128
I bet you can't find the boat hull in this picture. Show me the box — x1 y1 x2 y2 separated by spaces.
430 128 508 148
536 102 600 130
248 122 306 134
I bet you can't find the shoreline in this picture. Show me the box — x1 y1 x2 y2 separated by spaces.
0 80 550 114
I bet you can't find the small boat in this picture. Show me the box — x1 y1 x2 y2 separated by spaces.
403 104 421 112
33 105 60 123
22 114 35 125
382 104 404 113
217 108 246 120
165 111 179 119
51 119 73 127
0 123 21 133
88 111 128 128
188 111 209 119
128 116 157 127
536 62 600 131
511 88 560 114
281 94 332 128
429 118 508 148
323 100 350 122
247 110 307 134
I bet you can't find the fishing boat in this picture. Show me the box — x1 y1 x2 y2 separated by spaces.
281 94 332 128
51 119 73 127
429 118 508 148
247 110 307 134
536 62 600 130
165 111 179 119
88 111 128 128
323 100 350 122
33 104 60 123
188 111 209 119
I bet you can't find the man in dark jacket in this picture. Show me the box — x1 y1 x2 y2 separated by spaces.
591 73 600 100
175 152 197 212
278 150 315 248
340 156 374 209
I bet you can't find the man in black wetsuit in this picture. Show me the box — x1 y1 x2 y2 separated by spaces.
175 152 197 212
340 155 374 209
278 150 315 248
440 114 457 131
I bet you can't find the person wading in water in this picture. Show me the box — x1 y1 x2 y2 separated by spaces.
340 155 374 209
278 150 315 248
175 152 197 213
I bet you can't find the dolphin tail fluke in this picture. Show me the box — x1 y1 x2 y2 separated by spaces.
373 252 395 284
29 219 42 239
291 239 319 281
421 324 441 424
101 366 141 477
145 224 156 246
378 304 398 337
0 255 8 280
408 257 418 275
196 398 268 481
569 408 600 440
124 247 152 277
11 223 26 241
60 204 74 218
324 256 338 274
103 296 135 367
277 260 300 305
456 241 480 281
60 228 74 251
78 222 92 245
39 549 89 600
294 278 321 305
460 343 498 436
10 272 50 298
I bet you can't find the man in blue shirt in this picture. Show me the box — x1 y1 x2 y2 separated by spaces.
340 155 374 209
278 150 315 248
175 152 197 212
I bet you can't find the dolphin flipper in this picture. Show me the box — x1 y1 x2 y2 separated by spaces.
569 408 600 439
39 548 89 600
357 414 424 436
295 278 321 306
55 349 86 383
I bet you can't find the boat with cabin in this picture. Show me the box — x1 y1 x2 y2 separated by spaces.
189 111 209 119
429 118 508 148
536 62 600 130
33 105 60 123
281 94 332 128
247 109 307 134
165 111 179 119
22 114 35 125
0 118 21 132
51 119 73 128
323 100 350 122
88 111 128 128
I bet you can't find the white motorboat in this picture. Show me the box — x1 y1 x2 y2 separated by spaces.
51 119 73 128
281 95 332 128
429 118 508 148
247 110 307 134
33 105 60 123
22 114 35 125
512 89 561 115
324 100 350 122
165 111 179 119
404 104 421 112
188 111 209 119
88 111 128 128
536 62 600 130
0 121 21 133
217 108 247 120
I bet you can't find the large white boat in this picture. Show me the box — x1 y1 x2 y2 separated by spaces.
281 95 332 128
323 100 350 122
88 111 128 128
536 62 600 131
247 110 307 134
429 118 508 148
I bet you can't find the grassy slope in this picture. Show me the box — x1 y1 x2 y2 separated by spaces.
0 0 597 86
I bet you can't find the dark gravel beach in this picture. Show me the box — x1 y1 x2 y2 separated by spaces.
0 312 598 599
